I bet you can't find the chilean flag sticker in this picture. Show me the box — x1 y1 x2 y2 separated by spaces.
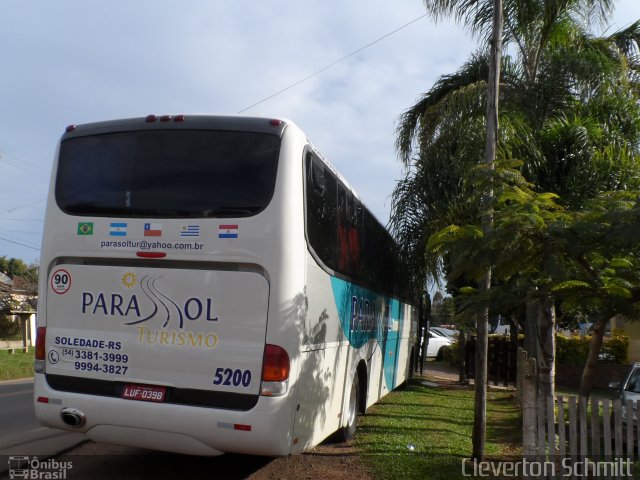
144 223 163 237
218 224 239 239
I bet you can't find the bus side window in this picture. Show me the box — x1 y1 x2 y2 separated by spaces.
337 185 349 272
337 185 362 279
309 158 325 195
306 152 338 271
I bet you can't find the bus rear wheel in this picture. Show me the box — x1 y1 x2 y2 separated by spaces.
336 374 359 442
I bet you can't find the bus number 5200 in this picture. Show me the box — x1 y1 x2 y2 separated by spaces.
213 368 251 387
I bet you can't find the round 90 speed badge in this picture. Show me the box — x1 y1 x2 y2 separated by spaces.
51 268 72 295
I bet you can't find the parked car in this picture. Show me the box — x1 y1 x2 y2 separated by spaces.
430 326 459 340
609 362 640 423
427 329 452 360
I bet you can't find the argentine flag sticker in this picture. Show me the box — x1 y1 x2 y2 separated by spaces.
109 222 127 236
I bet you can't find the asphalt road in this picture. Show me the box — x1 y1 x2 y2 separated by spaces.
0 379 86 474
18 442 276 480
0 380 275 480
0 380 42 440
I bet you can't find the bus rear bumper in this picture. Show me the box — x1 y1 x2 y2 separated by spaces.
33 374 294 456
88 425 225 456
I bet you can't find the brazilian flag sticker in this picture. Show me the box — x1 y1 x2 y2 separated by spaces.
77 222 94 235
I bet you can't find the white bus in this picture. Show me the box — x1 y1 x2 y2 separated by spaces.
34 115 417 456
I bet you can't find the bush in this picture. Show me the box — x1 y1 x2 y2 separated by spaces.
600 334 629 364
556 333 628 364
441 345 455 364
441 333 468 366
0 315 21 340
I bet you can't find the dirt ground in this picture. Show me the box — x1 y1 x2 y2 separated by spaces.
60 436 374 480
246 441 373 480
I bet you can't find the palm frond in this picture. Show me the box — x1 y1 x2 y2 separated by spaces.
396 52 490 164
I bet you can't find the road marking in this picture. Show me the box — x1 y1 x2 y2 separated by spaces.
27 427 47 433
0 388 33 398
0 378 34 385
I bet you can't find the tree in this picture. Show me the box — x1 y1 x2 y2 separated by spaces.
391 0 640 399
392 0 640 273
393 5 640 273
470 0 502 461
431 291 457 325
428 165 640 398
550 192 640 396
0 257 38 316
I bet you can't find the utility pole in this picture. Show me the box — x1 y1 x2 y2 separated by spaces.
471 0 502 462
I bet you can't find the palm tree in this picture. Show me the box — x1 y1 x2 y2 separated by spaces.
391 0 640 454
392 2 640 284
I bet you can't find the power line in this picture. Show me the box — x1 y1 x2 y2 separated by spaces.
238 13 428 113
5 198 46 213
0 150 50 180
1 149 48 173
0 235 40 251
0 218 44 222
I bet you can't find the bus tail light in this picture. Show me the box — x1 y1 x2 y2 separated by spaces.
145 114 186 123
233 423 252 432
260 344 289 397
35 327 46 373
136 251 167 258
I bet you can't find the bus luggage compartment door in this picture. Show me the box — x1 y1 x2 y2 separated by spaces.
44 263 269 405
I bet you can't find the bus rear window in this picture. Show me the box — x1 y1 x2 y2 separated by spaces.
56 130 281 217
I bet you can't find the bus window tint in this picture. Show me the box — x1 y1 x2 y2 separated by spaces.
56 130 281 217
305 150 409 301
306 153 338 270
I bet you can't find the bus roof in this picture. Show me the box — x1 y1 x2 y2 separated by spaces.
62 114 290 139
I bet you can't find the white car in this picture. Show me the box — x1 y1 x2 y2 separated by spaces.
430 326 459 340
427 329 452 360
611 362 640 424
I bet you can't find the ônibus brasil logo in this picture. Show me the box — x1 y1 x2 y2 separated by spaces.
8 456 72 480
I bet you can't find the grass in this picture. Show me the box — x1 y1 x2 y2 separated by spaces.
356 379 521 480
0 348 35 380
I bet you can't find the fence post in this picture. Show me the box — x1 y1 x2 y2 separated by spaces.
603 399 612 459
579 396 588 459
614 398 623 457
517 347 525 409
636 399 640 459
557 396 566 458
591 397 600 458
568 396 578 460
546 395 556 456
626 398 634 459
523 355 538 458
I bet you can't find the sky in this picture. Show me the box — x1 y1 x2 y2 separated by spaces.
0 0 638 265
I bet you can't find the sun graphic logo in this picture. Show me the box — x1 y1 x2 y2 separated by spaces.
121 271 137 289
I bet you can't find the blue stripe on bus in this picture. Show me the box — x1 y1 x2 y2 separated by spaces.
330 276 403 391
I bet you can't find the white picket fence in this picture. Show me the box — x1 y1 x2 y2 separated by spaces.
520 348 638 462
535 395 640 459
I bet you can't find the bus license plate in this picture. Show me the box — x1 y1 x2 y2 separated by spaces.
122 384 166 403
